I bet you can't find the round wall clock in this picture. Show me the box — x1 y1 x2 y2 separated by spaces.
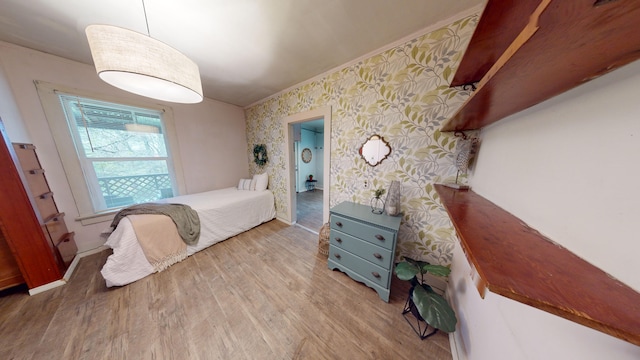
301 148 312 163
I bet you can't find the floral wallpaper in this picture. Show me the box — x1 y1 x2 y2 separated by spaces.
245 14 478 266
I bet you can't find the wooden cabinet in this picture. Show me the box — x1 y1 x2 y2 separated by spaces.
0 121 77 291
328 201 401 302
0 229 24 290
443 0 640 131
13 143 77 270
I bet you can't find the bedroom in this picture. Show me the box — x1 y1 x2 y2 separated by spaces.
1 1 640 359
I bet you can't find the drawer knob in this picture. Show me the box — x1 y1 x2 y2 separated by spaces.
373 253 382 259
335 221 343 227
334 253 341 259
372 272 381 278
335 237 342 243
375 234 385 241
40 192 53 199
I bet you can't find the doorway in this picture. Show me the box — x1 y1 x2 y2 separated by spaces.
283 107 331 232
295 121 324 232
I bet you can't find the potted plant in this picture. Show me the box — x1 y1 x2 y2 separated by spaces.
394 256 457 338
308 174 313 181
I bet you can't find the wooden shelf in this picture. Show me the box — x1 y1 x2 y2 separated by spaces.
443 0 640 131
435 184 640 346
450 0 540 87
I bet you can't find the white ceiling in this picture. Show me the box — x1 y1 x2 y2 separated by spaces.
0 0 482 107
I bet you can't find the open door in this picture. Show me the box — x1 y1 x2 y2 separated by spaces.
283 107 331 227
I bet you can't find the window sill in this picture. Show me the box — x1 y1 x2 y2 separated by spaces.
75 210 118 226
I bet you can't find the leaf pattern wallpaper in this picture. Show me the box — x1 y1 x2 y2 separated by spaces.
245 14 478 266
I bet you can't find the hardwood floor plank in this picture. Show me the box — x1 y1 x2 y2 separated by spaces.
296 189 323 232
0 220 452 359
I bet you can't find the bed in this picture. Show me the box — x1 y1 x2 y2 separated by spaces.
101 187 276 287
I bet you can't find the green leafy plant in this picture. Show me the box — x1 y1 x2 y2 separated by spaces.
395 256 457 333
373 187 385 199
253 144 268 167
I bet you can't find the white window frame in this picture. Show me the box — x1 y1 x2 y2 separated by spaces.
35 81 186 225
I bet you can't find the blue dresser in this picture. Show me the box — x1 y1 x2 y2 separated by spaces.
328 201 401 302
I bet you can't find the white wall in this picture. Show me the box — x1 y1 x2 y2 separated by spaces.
450 60 640 359
0 41 249 253
0 62 29 140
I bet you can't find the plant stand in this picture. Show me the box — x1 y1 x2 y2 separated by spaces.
305 179 317 191
402 295 438 340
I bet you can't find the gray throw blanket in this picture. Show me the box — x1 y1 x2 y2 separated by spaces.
111 203 200 245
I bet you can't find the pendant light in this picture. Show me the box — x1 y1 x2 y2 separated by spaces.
85 1 203 104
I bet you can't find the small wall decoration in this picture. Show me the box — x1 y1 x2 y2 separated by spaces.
359 134 391 167
253 144 268 167
301 148 312 163
442 131 479 189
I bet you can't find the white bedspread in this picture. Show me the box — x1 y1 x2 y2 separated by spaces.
101 187 276 287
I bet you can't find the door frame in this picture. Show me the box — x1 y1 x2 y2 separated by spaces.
283 106 331 225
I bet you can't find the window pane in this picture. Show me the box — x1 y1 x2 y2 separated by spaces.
95 160 173 209
79 126 167 159
57 93 177 212
66 101 167 158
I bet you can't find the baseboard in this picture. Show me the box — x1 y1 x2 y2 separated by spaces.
446 280 466 360
62 254 80 282
450 331 465 360
77 245 110 257
28 279 66 295
28 245 110 296
276 216 293 225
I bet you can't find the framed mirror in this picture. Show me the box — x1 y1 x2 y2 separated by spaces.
359 134 391 166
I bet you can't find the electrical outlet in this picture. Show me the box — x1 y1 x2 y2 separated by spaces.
363 179 369 189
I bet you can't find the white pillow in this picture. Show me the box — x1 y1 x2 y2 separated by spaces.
237 178 253 190
253 173 269 191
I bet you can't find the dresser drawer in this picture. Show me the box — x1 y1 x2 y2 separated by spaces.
24 171 50 198
330 229 393 269
329 201 401 302
34 192 58 220
45 213 69 245
12 143 40 171
329 247 390 287
330 214 395 250
56 232 77 268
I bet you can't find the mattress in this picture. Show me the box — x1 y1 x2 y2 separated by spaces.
101 187 276 287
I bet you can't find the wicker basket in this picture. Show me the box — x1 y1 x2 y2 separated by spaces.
318 222 330 257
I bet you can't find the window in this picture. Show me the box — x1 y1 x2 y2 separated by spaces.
35 80 186 224
57 94 177 212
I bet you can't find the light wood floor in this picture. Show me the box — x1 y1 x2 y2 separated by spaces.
296 189 324 232
0 220 452 360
